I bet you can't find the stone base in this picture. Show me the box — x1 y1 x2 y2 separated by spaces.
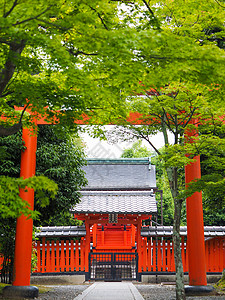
31 274 85 285
185 285 215 296
2 286 39 299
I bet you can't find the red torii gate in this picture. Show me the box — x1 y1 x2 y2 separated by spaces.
3 107 209 297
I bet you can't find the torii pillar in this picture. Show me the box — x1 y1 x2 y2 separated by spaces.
185 123 214 294
3 127 39 299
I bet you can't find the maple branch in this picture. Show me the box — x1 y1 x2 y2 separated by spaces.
89 6 109 30
12 6 52 26
3 0 18 18
0 104 29 137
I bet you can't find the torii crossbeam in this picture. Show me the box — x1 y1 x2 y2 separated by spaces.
3 107 210 298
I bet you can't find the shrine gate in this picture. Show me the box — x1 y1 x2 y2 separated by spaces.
3 109 210 298
73 158 157 281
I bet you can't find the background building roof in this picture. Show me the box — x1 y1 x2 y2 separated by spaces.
141 226 225 237
82 158 156 190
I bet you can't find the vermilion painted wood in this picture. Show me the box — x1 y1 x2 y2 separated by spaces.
157 240 162 271
84 223 90 272
181 237 186 272
147 241 150 271
60 241 65 272
166 241 171 271
219 239 224 272
52 242 56 272
171 242 175 271
142 238 147 272
41 237 46 273
132 225 136 248
66 240 70 272
70 240 75 272
162 240 166 272
185 119 207 286
33 237 225 274
75 240 79 271
46 241 50 272
56 240 60 272
137 220 142 272
185 154 207 285
93 224 97 248
36 241 41 272
13 128 37 286
153 240 156 271
80 238 85 271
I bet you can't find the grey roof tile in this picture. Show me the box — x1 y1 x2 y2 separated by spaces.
36 226 86 237
82 160 156 190
35 225 225 238
141 226 225 237
72 191 157 214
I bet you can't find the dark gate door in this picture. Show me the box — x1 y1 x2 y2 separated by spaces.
89 252 138 281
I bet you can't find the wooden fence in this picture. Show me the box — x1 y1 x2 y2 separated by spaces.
34 238 86 273
205 238 225 272
32 236 225 274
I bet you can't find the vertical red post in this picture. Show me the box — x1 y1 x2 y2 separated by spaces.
13 127 37 286
137 219 142 272
85 221 90 272
185 121 207 286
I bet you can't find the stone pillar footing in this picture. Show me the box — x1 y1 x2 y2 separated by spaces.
185 285 215 296
2 286 39 299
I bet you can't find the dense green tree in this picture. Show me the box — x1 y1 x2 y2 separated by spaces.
0 126 87 224
121 140 174 225
121 140 152 158
0 132 57 219
34 125 87 226
0 0 126 137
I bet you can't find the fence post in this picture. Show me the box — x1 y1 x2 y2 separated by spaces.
60 241 65 272
56 240 60 272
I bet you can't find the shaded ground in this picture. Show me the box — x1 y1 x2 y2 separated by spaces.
135 284 225 300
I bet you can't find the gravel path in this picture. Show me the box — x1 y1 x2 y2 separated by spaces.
35 285 89 300
1 283 223 300
135 284 225 300
35 283 225 300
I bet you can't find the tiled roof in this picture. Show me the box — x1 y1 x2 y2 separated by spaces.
35 226 86 238
35 225 225 238
141 226 225 237
72 191 157 214
82 158 156 190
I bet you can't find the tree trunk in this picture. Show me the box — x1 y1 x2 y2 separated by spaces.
173 197 186 300
167 167 186 300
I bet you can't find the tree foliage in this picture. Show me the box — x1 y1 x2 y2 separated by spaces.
0 126 86 224
34 125 87 226
0 0 128 137
121 140 152 158
121 140 174 225
0 131 58 219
